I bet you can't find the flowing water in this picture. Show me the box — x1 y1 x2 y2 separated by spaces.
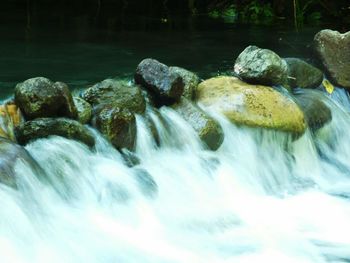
0 87 349 262
1 14 350 263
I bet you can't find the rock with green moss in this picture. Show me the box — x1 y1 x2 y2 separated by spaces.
284 58 323 89
94 106 136 150
197 76 306 135
169 67 200 100
73 97 92 124
82 79 146 114
172 98 223 150
15 77 77 120
294 91 332 132
15 118 95 147
82 79 146 150
234 45 288 86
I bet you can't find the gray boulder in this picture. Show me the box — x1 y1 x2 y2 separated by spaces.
169 66 199 100
135 58 184 105
314 29 350 89
73 97 92 124
172 98 224 150
285 58 323 89
234 45 288 86
15 77 77 120
15 118 95 147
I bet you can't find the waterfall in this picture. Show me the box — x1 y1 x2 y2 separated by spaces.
0 88 350 262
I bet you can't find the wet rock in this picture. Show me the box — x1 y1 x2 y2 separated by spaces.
14 77 77 120
73 97 92 124
15 118 95 147
0 137 43 188
82 79 146 114
0 103 23 141
172 98 224 150
94 106 136 150
285 58 323 89
169 66 199 100
314 29 350 89
197 76 306 135
295 91 332 132
134 58 184 105
234 45 288 86
132 167 157 198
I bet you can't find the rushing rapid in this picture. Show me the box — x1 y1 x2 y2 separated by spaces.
1 88 350 263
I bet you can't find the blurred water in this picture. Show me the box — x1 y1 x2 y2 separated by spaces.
0 87 349 262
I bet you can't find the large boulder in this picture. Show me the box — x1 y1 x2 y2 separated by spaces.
14 77 77 120
82 79 146 150
197 76 306 134
134 58 184 105
172 98 224 150
73 97 92 124
0 137 43 188
94 106 136 150
294 91 332 132
169 66 200 100
0 103 23 141
284 58 323 89
314 30 350 89
234 45 288 86
15 118 95 147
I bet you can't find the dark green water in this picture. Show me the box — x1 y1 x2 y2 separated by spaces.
0 16 328 98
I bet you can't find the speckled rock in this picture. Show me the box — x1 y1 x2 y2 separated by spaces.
197 76 306 134
234 45 288 86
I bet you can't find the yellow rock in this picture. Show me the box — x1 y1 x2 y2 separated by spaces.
0 103 23 140
197 76 306 134
322 79 334 94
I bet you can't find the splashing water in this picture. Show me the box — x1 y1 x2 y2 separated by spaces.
1 88 350 262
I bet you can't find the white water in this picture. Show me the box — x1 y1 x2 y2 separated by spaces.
1 88 350 262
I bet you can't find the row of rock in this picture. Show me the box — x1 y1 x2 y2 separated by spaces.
0 29 346 165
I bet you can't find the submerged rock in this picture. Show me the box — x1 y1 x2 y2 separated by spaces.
169 66 200 100
0 137 43 188
314 29 350 89
197 76 306 134
15 118 95 147
285 58 323 89
0 103 23 141
172 98 224 150
94 106 136 150
14 77 77 120
73 97 92 124
295 92 332 132
234 45 288 86
135 58 184 105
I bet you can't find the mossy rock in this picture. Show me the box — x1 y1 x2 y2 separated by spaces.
73 97 92 124
197 76 306 135
15 118 95 147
